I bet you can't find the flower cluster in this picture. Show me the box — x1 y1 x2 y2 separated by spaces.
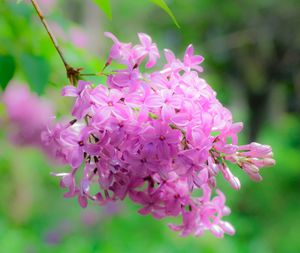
40 33 275 238
2 83 54 147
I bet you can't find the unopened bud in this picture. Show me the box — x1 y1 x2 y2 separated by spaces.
262 158 276 167
248 172 263 182
243 163 259 173
229 176 241 190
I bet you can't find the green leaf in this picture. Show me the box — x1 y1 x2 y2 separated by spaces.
0 55 16 90
92 0 112 20
21 54 50 95
150 0 180 28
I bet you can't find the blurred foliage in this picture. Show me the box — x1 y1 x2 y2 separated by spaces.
92 0 179 27
92 0 113 20
0 54 15 89
0 0 300 252
149 0 180 28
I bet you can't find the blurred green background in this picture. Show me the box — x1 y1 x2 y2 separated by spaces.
0 0 300 252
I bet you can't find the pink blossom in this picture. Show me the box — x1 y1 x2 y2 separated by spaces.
43 32 275 238
107 69 140 90
90 86 130 123
2 83 54 146
62 80 92 119
134 33 160 68
69 27 89 49
104 32 133 66
141 120 181 160
183 44 204 72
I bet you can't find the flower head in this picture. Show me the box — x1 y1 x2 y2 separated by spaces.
39 33 275 238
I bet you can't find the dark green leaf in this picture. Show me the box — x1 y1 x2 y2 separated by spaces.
92 0 112 20
0 55 16 90
150 0 180 28
21 54 50 95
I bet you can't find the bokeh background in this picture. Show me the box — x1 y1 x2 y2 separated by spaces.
0 0 300 252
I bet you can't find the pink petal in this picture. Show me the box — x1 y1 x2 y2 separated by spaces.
144 95 163 108
138 33 152 48
61 173 74 188
164 49 176 62
220 221 235 236
61 85 78 97
78 195 88 208
110 89 123 102
145 53 157 68
104 32 119 44
161 105 174 121
69 148 83 168
185 44 194 57
210 225 224 238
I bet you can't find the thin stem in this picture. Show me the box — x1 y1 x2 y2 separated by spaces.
80 72 110 77
30 0 80 85
30 0 68 69
80 73 98 76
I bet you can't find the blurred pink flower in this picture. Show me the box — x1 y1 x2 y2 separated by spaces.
69 27 89 49
2 82 54 146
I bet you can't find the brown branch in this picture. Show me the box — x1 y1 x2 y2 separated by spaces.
30 0 81 85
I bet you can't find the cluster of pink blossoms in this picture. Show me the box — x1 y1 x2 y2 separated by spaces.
2 83 54 147
41 33 275 238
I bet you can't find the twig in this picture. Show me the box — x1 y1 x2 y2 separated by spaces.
80 73 98 77
80 72 111 77
30 0 81 85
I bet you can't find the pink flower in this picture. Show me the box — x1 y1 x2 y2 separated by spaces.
123 149 159 176
134 33 160 68
141 121 181 159
144 89 183 121
107 69 140 90
42 121 84 167
183 44 204 72
62 80 92 119
44 32 275 238
2 83 54 146
90 86 130 123
104 32 134 66
162 49 183 75
69 27 89 49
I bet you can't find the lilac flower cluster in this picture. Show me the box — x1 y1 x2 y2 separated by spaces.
2 83 54 147
41 33 274 237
